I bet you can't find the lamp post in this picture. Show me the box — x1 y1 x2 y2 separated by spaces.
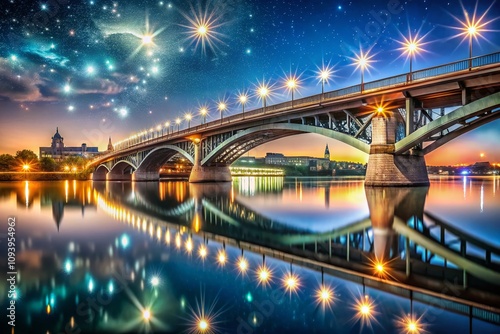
218 102 227 124
286 77 298 107
238 93 248 119
257 85 269 112
319 69 331 97
176 118 181 132
165 121 170 136
185 113 192 129
354 51 371 92
466 24 478 69
200 107 208 124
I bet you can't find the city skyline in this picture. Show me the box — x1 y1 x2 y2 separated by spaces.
1 0 499 165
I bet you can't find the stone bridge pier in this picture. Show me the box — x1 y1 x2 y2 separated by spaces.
188 140 232 183
365 113 429 187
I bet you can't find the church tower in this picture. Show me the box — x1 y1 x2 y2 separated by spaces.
51 127 64 157
324 144 330 160
107 137 114 152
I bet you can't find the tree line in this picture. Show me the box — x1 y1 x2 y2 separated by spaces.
0 149 90 172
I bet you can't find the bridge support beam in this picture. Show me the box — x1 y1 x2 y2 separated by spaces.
189 141 232 183
365 114 429 187
91 171 108 181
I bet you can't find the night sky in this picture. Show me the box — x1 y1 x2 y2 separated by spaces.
0 0 499 165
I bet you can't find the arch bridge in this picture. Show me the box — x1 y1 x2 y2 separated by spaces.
89 53 500 185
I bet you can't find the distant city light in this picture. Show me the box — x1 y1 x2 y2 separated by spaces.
64 259 72 273
120 234 130 248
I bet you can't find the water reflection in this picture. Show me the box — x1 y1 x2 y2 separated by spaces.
0 178 499 334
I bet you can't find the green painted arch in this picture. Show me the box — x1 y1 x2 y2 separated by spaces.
395 91 500 155
201 123 370 166
136 145 194 171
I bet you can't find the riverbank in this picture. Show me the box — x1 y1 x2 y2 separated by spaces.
0 172 90 181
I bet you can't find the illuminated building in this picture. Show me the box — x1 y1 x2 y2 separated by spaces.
39 128 102 161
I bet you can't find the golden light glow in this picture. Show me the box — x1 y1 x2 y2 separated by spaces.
176 117 182 124
352 295 378 328
198 245 208 259
218 102 227 111
199 318 209 331
22 164 30 171
286 78 296 89
217 249 226 265
377 107 384 113
317 65 333 84
181 3 225 55
165 121 170 127
200 107 208 115
282 272 300 295
256 264 272 287
175 233 181 249
396 313 428 334
239 94 248 104
185 238 194 253
185 113 192 121
258 86 269 97
315 284 335 308
237 257 248 274
143 309 151 321
142 34 153 45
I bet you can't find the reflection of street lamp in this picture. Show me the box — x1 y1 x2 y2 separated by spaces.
199 107 208 124
218 102 227 124
238 93 248 118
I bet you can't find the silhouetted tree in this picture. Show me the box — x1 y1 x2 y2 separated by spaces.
0 154 15 171
40 157 58 171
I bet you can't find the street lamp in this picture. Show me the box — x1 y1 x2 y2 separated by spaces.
466 23 478 69
176 117 181 132
353 50 373 92
238 93 248 118
156 124 162 137
285 76 299 107
218 101 227 124
185 113 192 129
257 84 269 111
318 67 332 96
199 107 208 124
165 121 170 136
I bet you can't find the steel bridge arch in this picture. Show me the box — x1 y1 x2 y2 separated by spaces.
110 159 137 172
395 92 500 155
201 123 370 166
95 164 110 173
136 145 194 172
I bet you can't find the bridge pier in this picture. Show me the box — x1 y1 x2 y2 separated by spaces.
133 171 160 181
189 141 232 183
365 114 429 187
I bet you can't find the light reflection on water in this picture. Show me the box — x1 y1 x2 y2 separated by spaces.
0 176 499 334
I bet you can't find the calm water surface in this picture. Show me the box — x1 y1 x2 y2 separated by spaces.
0 176 499 334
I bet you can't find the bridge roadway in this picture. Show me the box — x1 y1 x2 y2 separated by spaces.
92 182 500 324
89 52 500 185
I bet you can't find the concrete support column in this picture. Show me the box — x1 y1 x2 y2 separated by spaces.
91 171 108 181
107 170 133 181
405 97 414 136
189 140 232 183
365 113 429 187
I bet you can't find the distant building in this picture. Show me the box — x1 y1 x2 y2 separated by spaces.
107 137 114 152
39 127 101 160
264 144 331 171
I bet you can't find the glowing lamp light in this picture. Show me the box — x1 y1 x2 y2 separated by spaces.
64 259 72 273
217 250 227 265
286 78 296 89
142 34 153 45
316 285 334 306
88 279 94 293
185 238 193 253
197 25 208 36
199 319 209 331
120 234 130 248
467 24 477 36
377 107 384 113
218 102 227 111
239 94 247 104
143 309 151 321
176 118 181 124
151 276 160 287
200 107 208 115
283 273 299 293
258 86 269 97
238 258 248 273
198 245 208 259
22 164 30 171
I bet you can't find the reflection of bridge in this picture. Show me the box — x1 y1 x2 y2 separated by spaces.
95 182 500 294
90 53 500 185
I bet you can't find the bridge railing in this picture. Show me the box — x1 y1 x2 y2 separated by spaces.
94 51 500 162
